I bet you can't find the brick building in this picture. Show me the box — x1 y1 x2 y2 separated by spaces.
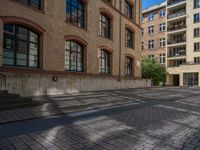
0 0 150 96
142 2 166 64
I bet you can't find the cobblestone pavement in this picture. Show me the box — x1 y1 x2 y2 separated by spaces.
1 87 200 150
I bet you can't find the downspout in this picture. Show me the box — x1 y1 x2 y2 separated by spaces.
118 0 122 82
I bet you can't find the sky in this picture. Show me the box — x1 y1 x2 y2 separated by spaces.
142 0 165 9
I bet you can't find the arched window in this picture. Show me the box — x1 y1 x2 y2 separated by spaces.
66 0 85 28
125 28 133 48
125 57 133 76
65 41 84 72
3 24 39 68
16 0 43 10
99 13 111 39
99 50 111 74
125 0 133 19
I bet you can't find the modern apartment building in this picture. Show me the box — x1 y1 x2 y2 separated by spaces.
142 2 166 64
166 0 200 86
0 0 150 96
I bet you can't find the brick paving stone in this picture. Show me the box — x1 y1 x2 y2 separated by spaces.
1 88 200 149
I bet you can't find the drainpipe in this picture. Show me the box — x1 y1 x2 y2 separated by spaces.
118 0 122 82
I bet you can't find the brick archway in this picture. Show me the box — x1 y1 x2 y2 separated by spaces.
0 16 46 34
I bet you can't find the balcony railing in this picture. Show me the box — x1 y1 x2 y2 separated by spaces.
168 39 186 45
167 24 186 31
168 51 186 57
168 11 186 19
167 0 186 7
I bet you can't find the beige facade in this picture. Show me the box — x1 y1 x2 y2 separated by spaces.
142 2 166 64
166 0 200 86
0 0 151 96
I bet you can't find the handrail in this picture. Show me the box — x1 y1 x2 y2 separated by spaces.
0 72 6 90
0 73 6 78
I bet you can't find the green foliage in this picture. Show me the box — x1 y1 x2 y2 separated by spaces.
141 56 166 86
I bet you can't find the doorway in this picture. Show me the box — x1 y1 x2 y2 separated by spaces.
173 75 180 86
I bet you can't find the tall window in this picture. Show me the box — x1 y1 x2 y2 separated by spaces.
194 28 200 37
159 23 166 31
17 0 43 9
125 1 133 19
194 0 200 9
125 28 133 48
194 42 200 51
160 38 166 47
141 42 144 50
194 13 200 23
99 13 111 38
65 41 84 72
160 10 166 17
148 26 154 34
148 14 154 21
125 57 133 76
66 0 84 28
3 24 39 68
99 50 111 74
148 40 154 49
160 53 166 64
194 57 200 64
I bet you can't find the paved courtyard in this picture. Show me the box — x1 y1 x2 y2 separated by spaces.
1 87 200 150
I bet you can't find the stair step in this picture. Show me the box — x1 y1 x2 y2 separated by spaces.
0 94 20 99
0 97 33 105
0 101 40 111
0 90 8 95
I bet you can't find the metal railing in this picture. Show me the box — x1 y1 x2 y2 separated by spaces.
167 0 186 7
0 73 6 90
168 39 186 45
167 24 186 32
168 11 186 19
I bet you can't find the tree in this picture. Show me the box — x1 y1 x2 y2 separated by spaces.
141 56 166 86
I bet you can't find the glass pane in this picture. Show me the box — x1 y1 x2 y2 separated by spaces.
18 40 28 53
3 58 14 65
3 35 14 50
4 24 14 33
29 31 38 42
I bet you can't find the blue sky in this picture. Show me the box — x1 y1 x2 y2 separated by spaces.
143 0 165 9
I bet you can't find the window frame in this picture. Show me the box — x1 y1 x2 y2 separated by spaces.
16 0 43 10
99 13 111 39
194 0 200 9
66 0 85 28
148 40 154 49
125 28 133 48
3 24 40 68
124 57 133 76
65 41 84 72
124 1 133 20
99 50 112 74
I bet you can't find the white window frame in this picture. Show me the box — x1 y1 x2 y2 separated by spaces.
159 23 166 32
160 38 166 47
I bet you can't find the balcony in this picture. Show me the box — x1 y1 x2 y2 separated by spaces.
167 58 186 67
168 50 186 58
167 0 186 7
167 23 186 32
168 11 186 19
168 39 186 45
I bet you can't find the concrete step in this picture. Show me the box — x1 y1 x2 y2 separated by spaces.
0 97 33 105
0 90 8 95
0 93 20 99
0 90 41 111
0 101 40 111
